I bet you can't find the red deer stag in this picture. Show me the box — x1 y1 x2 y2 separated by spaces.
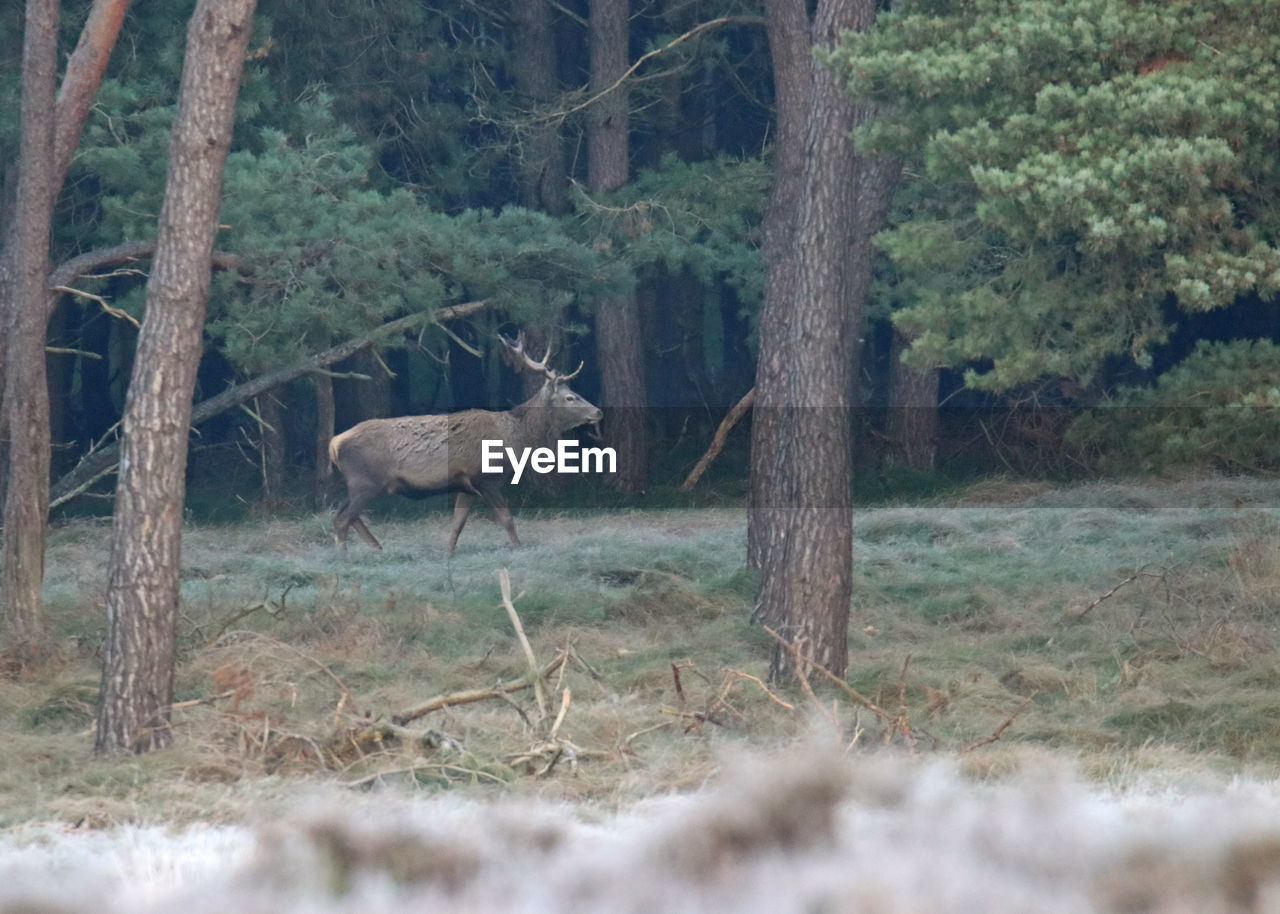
329 334 602 554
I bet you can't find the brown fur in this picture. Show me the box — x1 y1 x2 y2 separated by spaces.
330 378 601 554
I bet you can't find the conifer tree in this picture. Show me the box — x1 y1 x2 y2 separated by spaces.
831 0 1280 391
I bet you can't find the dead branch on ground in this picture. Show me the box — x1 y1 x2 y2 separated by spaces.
392 650 570 725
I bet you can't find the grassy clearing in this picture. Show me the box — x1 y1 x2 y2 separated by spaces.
8 476 1280 828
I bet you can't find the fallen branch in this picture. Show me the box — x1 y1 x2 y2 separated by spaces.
499 569 547 719
762 625 894 722
680 386 754 491
721 668 796 711
392 650 569 725
1070 564 1161 620
343 762 509 789
170 689 237 711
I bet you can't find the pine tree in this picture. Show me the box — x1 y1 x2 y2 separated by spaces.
830 0 1280 391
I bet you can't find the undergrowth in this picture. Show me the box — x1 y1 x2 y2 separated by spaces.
8 475 1280 828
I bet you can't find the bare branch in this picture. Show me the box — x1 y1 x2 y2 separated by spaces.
533 17 764 125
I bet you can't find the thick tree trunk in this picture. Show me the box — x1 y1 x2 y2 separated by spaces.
748 0 892 683
1 0 60 658
1 0 134 659
887 328 938 470
589 0 649 493
747 0 810 572
510 0 569 216
96 0 256 754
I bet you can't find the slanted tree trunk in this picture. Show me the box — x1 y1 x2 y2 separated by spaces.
1 0 133 658
96 0 257 754
886 328 938 470
749 0 895 683
1 0 60 659
589 0 649 494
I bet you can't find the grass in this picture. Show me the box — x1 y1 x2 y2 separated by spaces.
8 474 1280 828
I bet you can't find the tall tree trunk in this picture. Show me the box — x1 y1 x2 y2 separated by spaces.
887 327 938 470
510 0 569 216
1 0 60 658
749 0 893 683
1 0 133 658
311 372 334 506
589 0 649 493
747 0 810 572
508 8 570 494
350 347 391 421
96 0 256 754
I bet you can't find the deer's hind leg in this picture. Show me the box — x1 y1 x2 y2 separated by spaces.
448 491 477 555
484 486 522 548
335 488 383 551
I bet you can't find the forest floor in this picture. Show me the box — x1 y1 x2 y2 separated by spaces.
5 474 1280 830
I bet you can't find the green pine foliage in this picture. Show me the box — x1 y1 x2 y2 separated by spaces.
1070 340 1280 472
211 104 629 372
829 0 1280 390
576 153 767 315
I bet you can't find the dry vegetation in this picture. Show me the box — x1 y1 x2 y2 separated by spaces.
7 475 1280 833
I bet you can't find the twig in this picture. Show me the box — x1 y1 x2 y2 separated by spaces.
888 654 916 750
1073 564 1160 619
498 569 547 719
549 688 570 741
721 665 788 706
762 625 894 721
343 763 508 789
659 705 727 731
46 346 102 359
533 17 763 125
958 698 1033 755
393 650 569 725
759 627 838 728
170 689 237 711
51 284 141 328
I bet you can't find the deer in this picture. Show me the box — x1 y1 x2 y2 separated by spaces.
329 333 603 554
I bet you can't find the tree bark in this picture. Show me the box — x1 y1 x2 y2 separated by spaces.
96 0 257 754
1 0 134 659
1 0 60 658
510 0 569 216
746 0 811 572
748 0 892 683
887 327 938 470
589 0 649 493
311 372 335 505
